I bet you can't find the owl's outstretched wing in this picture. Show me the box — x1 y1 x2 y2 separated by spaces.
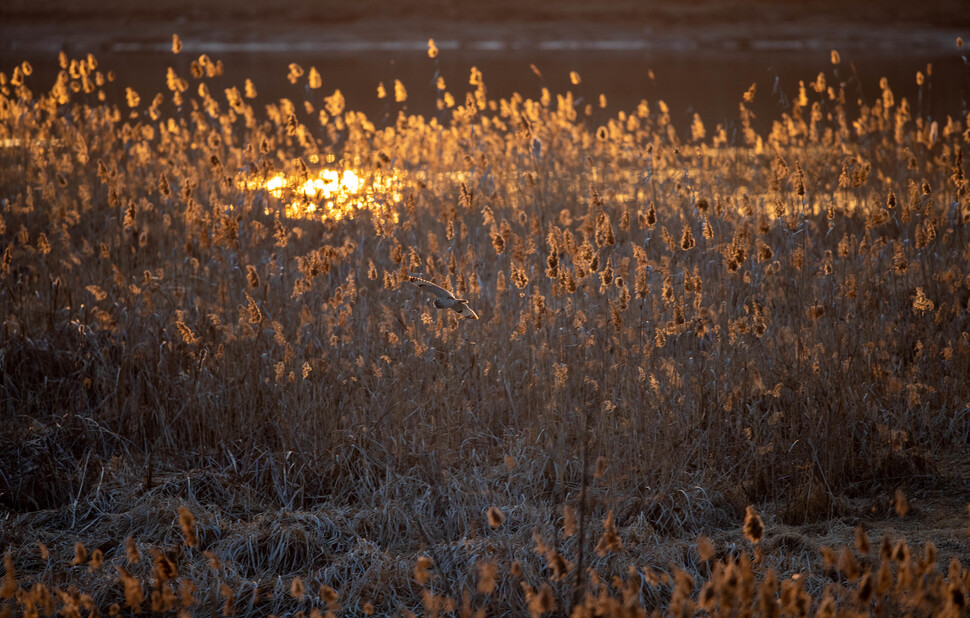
409 276 456 300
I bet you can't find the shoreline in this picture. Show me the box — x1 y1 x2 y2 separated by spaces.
0 17 965 57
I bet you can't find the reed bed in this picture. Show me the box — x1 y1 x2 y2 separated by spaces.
1 39 969 615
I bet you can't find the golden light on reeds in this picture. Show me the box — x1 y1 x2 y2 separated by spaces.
4 40 970 618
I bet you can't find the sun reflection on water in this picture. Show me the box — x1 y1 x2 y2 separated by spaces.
251 168 405 222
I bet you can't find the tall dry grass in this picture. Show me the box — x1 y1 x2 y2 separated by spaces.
1 42 969 614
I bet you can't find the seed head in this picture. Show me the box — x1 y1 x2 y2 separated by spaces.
178 506 198 548
696 535 715 562
487 505 505 528
290 577 304 601
595 510 623 556
854 526 870 554
1 553 16 600
680 224 695 250
414 556 434 585
894 488 909 517
477 560 498 594
319 584 339 609
743 505 764 543
563 504 577 537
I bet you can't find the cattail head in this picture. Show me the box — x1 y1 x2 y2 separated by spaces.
490 229 505 254
892 539 910 564
477 560 498 594
595 211 615 247
619 208 630 231
219 583 234 615
320 584 339 609
563 504 577 537
414 556 434 585
151 549 177 581
1 553 16 600
680 224 695 250
743 506 764 543
36 232 51 255
839 547 861 581
851 526 869 554
116 565 144 610
125 538 140 564
487 506 505 528
246 292 263 324
290 577 304 601
202 550 221 570
696 535 715 562
816 594 835 618
560 267 577 294
72 542 88 566
545 252 559 279
87 548 103 572
178 506 198 547
634 265 649 298
758 568 779 615
595 510 623 556
599 258 614 291
757 242 773 262
552 363 568 390
525 582 556 616
912 288 934 314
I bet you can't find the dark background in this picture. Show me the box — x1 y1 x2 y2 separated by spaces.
2 0 969 26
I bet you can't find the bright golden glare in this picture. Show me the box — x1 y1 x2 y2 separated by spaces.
250 168 404 222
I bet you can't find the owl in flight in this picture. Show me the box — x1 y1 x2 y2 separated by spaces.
409 276 479 319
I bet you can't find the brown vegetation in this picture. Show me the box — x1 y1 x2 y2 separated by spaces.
1 39 969 614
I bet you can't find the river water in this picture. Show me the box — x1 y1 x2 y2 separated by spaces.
1 23 967 134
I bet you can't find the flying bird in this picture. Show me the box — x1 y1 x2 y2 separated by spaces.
409 276 479 319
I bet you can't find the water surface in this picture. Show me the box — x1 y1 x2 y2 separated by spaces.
2 24 967 134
